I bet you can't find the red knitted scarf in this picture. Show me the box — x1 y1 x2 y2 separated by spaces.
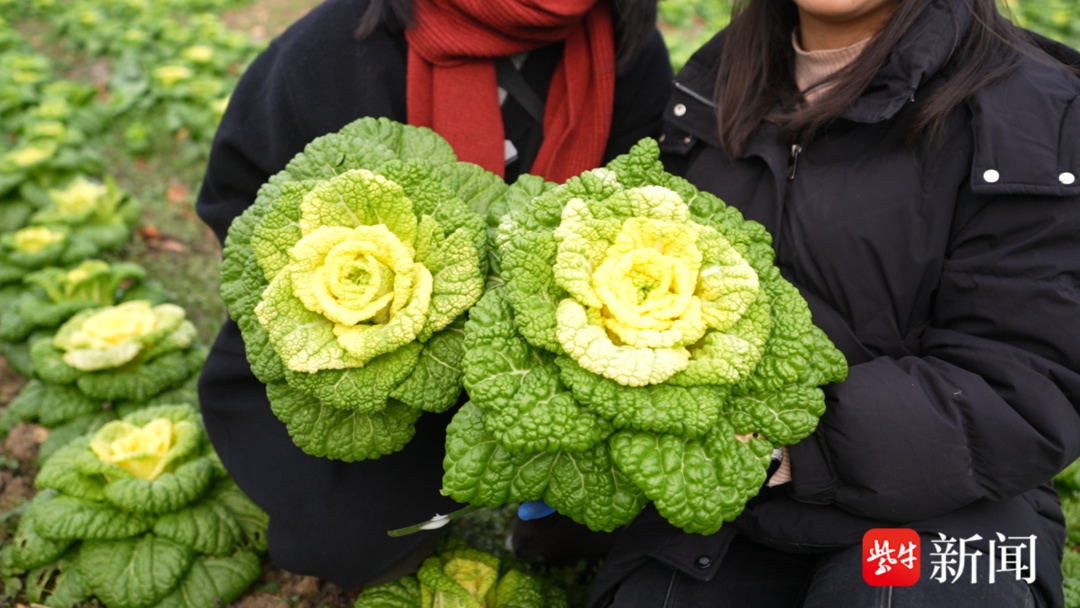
405 0 615 183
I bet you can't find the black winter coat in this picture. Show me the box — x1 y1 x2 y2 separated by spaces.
194 0 673 589
593 2 1080 607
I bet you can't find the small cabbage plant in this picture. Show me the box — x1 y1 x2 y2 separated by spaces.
221 117 508 461
0 225 98 288
0 259 167 352
354 538 567 608
29 300 204 403
28 175 141 252
442 140 848 535
0 405 268 608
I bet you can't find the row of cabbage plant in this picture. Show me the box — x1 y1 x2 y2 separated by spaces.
0 8 271 608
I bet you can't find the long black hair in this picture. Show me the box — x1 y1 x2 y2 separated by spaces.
713 0 1044 157
354 0 660 72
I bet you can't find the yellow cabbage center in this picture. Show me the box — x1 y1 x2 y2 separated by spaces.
90 419 175 481
73 300 157 350
154 65 193 88
52 177 107 216
7 145 52 168
440 557 498 604
592 217 705 349
13 226 64 253
291 224 423 326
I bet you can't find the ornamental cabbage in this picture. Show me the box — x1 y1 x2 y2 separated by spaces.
29 174 142 252
0 225 98 287
442 139 848 535
0 259 166 345
221 117 507 461
0 405 268 608
354 538 567 608
29 300 204 402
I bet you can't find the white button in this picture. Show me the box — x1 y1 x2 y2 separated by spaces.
983 169 1000 183
673 104 687 117
1061 172 1076 185
683 136 692 144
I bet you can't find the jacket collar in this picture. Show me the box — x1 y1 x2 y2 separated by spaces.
673 0 971 127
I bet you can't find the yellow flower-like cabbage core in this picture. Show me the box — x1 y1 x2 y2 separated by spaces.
592 217 706 349
13 226 64 253
181 45 214 63
441 557 498 604
153 65 194 88
90 419 175 481
68 300 157 351
35 99 69 120
27 120 66 139
554 186 760 387
6 145 52 167
12 70 42 85
50 176 107 217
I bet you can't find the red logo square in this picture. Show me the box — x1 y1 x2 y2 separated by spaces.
862 528 921 586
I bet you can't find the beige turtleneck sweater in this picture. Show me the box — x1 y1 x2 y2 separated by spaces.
792 30 872 102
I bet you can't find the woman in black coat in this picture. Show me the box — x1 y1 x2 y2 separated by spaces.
590 0 1080 606
194 0 673 590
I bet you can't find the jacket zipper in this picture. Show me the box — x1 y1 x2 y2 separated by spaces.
673 81 716 108
787 143 803 181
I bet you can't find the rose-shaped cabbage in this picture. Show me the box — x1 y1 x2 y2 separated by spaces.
48 175 109 218
1 405 268 608
13 226 64 253
90 418 183 481
54 300 194 371
444 139 848 534
29 300 203 402
221 117 504 461
28 174 140 251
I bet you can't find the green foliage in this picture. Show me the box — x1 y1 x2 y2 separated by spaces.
445 139 847 535
222 117 502 462
0 404 268 608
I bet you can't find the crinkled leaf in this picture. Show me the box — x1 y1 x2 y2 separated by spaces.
103 458 215 515
205 480 269 553
442 403 645 532
0 379 102 431
154 550 262 608
282 341 422 412
608 418 768 535
463 288 610 452
77 535 195 608
34 495 153 541
4 492 75 572
355 576 422 608
76 349 196 402
727 385 827 446
390 324 467 413
35 440 107 501
555 357 725 438
153 499 245 556
267 382 422 461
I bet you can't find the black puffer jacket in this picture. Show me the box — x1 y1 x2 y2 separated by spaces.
594 1 1080 606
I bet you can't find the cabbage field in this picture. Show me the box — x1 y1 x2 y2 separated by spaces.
0 0 1077 606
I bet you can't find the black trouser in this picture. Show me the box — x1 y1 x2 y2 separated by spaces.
601 536 1043 608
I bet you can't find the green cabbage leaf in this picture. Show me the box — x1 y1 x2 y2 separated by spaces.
443 139 848 535
220 117 506 461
